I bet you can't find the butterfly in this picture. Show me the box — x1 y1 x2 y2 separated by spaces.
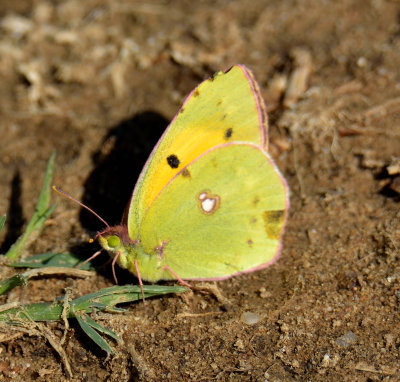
58 65 289 296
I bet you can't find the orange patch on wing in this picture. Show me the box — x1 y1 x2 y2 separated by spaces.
137 66 266 214
262 210 285 240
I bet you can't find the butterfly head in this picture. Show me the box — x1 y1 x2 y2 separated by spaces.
97 225 132 252
97 225 141 277
99 233 122 252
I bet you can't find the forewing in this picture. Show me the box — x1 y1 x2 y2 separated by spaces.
139 143 289 280
128 65 267 238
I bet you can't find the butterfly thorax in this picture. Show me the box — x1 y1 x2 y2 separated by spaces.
98 225 167 282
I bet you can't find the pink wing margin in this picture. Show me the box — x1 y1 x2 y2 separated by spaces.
236 64 268 150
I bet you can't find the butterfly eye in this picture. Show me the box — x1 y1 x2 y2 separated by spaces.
107 235 121 248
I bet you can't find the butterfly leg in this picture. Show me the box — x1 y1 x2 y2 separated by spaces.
134 259 146 303
75 249 103 269
111 251 121 284
162 265 192 288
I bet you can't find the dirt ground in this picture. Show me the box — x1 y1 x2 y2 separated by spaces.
0 0 400 380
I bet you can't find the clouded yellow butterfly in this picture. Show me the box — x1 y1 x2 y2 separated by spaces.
68 65 289 291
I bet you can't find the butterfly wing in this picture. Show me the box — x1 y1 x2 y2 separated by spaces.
128 65 268 238
138 143 288 280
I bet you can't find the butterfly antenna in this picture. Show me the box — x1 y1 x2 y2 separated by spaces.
52 186 111 229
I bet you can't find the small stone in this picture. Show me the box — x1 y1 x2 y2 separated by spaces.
357 57 367 67
387 157 400 175
335 331 357 347
292 359 300 368
321 354 331 367
279 322 289 333
321 353 339 367
234 338 245 350
241 311 260 325
332 319 342 328
211 362 218 371
259 287 272 298
384 333 394 347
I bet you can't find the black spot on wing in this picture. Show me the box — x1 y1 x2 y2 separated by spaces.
167 154 180 169
193 89 200 97
224 128 233 139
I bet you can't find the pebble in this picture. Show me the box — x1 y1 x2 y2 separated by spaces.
335 331 357 347
240 311 260 325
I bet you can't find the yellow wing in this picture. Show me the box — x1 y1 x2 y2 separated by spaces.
138 143 288 281
128 65 268 238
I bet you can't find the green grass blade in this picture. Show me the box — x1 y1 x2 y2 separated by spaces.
5 152 56 260
34 150 55 214
72 285 187 312
0 266 93 297
0 274 27 296
76 314 114 354
0 285 187 321
10 252 95 270
0 284 186 352
2 302 65 322
83 314 120 342
12 252 57 264
0 214 5 234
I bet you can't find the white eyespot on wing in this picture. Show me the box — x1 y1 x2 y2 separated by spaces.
198 190 220 215
199 192 207 200
201 197 216 212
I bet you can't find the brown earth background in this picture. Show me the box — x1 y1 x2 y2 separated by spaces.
0 0 400 381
